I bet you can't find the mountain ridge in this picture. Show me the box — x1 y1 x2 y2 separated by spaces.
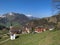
0 12 60 29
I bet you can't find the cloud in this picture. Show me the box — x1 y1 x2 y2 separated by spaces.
26 14 32 17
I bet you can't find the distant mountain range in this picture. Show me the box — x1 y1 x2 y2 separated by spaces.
0 12 29 26
0 12 60 29
0 12 38 27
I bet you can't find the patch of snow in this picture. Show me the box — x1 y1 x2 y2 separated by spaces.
0 15 6 18
9 12 13 15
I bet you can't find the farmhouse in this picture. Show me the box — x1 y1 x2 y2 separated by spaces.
22 26 31 34
9 26 21 40
34 26 47 33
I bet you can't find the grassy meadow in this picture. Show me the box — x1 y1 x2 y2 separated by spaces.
0 30 60 45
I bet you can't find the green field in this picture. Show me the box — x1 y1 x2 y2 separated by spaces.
0 30 9 41
1 30 60 45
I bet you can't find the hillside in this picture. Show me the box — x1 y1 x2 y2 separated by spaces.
0 13 60 29
26 13 60 29
1 30 60 45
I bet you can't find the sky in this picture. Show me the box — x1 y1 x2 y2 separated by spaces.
0 0 52 18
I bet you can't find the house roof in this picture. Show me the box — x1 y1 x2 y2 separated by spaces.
10 26 20 31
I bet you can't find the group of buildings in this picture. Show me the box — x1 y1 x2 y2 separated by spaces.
10 25 54 34
9 25 54 40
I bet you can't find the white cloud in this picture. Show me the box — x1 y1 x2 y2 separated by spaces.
26 14 32 17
